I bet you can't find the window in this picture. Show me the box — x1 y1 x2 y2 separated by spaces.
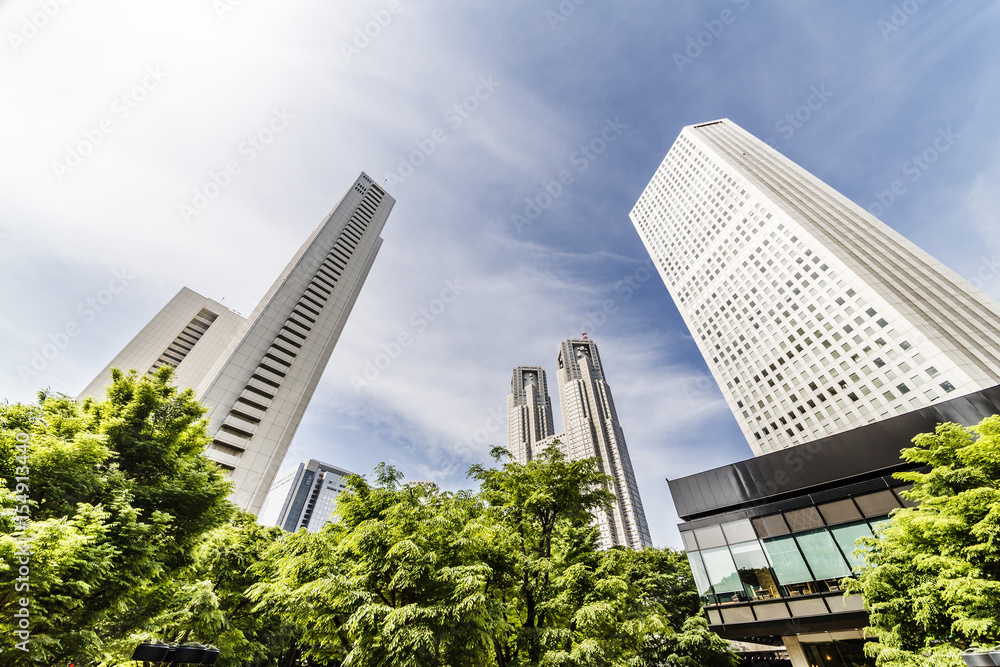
784 507 824 532
721 519 757 544
940 381 956 392
701 546 743 594
818 499 862 526
762 536 813 585
796 529 851 580
753 514 790 538
694 525 727 549
730 540 781 599
686 551 712 597
854 491 901 518
830 521 874 569
681 531 698 552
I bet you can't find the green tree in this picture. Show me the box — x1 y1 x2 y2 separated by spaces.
250 463 499 667
252 446 734 667
103 511 302 667
0 369 234 665
846 415 1000 667
467 444 615 666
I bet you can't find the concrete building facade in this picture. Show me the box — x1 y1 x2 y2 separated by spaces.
80 172 394 514
507 338 652 550
506 365 556 463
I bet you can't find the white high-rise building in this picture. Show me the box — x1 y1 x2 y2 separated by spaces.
81 172 394 513
507 338 652 550
630 119 1000 456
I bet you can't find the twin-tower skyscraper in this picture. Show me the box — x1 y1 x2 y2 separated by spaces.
508 338 653 550
80 173 394 514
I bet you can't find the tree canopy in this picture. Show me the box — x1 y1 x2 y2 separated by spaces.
2 375 731 667
252 445 735 667
0 369 233 665
846 415 1000 667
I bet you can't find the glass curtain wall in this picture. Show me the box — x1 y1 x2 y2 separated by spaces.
681 488 907 604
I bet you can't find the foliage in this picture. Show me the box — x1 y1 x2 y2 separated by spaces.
0 369 234 665
846 415 1000 667
1 372 730 667
104 511 301 667
253 445 736 667
251 462 499 667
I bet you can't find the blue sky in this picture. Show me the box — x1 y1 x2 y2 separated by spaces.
2 0 1000 548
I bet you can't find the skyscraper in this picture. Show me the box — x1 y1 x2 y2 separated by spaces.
506 365 556 463
81 172 394 513
630 119 1000 456
258 459 355 533
507 338 652 550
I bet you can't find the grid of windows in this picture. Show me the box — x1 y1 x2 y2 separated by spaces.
507 366 556 462
681 487 912 605
629 120 1000 455
509 340 652 550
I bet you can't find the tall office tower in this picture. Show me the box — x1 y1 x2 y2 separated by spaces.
506 365 556 462
77 287 247 400
556 338 651 550
81 172 394 514
258 459 354 532
630 119 1000 456
506 339 652 550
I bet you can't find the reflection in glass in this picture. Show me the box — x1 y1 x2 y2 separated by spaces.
868 517 891 535
795 529 851 580
686 551 712 597
701 546 742 595
681 530 698 552
830 521 873 569
694 524 727 549
721 518 757 544
762 536 813 586
730 540 781 600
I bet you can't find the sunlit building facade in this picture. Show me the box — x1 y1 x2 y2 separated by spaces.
81 172 394 514
630 119 1000 456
